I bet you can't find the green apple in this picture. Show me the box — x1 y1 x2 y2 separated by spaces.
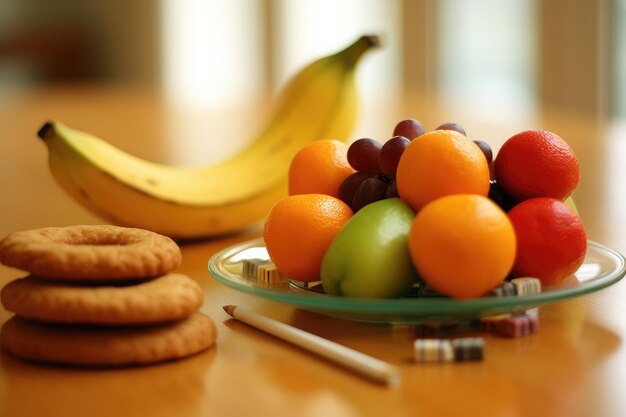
321 198 418 298
565 196 579 216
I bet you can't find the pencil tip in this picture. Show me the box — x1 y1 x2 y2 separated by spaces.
387 371 402 387
223 305 236 316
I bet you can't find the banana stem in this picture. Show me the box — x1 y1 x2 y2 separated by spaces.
38 121 54 140
342 35 381 66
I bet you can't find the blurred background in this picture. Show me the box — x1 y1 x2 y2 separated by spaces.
1 0 623 117
0 0 624 245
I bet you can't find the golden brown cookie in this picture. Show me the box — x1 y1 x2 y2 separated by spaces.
0 225 182 281
1 273 204 325
0 312 216 366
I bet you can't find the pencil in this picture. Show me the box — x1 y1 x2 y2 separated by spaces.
223 305 401 386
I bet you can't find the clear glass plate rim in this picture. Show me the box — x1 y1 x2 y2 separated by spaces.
207 238 626 313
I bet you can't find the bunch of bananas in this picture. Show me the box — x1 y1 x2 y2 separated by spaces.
38 35 379 239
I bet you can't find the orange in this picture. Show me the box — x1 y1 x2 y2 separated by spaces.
507 197 587 285
408 194 516 299
396 130 490 212
494 130 580 201
288 140 355 197
263 194 353 282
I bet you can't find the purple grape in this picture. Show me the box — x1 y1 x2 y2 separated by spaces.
347 138 382 174
488 180 518 212
379 136 411 179
386 180 399 198
339 171 375 206
352 177 387 211
436 122 466 136
393 119 425 140
377 173 392 184
473 140 493 164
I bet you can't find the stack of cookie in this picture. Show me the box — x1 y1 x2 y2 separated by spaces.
0 225 216 367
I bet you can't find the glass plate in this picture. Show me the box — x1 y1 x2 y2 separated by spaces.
208 238 626 324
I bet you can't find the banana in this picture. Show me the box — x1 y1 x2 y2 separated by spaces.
38 35 379 239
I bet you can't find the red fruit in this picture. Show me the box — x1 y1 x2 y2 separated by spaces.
507 198 587 285
494 130 580 201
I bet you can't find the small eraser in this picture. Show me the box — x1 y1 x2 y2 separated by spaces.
414 339 454 363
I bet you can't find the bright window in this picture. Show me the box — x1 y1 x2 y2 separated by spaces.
161 0 266 106
436 0 537 119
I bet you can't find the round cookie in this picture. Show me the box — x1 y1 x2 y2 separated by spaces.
1 312 216 366
1 273 204 325
0 225 181 281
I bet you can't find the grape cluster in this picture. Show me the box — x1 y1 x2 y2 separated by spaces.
338 119 422 211
338 118 498 212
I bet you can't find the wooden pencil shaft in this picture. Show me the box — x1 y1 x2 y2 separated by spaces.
225 305 400 386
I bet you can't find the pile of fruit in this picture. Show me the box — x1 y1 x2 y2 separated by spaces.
263 119 587 299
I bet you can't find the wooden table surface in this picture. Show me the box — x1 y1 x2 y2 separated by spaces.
1 86 625 417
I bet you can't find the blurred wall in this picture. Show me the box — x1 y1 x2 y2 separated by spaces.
0 0 160 87
0 0 621 120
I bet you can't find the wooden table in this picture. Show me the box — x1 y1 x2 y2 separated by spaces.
1 86 625 417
